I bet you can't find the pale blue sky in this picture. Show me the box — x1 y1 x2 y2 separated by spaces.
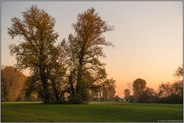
1 1 183 96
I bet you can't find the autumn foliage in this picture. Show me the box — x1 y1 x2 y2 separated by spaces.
7 6 115 104
1 66 26 101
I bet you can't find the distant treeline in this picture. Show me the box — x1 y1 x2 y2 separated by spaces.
122 66 183 104
1 66 182 104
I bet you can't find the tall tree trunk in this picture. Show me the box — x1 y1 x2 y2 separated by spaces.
69 73 75 95
76 65 82 94
51 80 60 102
40 69 50 103
76 47 85 94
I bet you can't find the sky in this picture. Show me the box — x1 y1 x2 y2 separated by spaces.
1 1 183 97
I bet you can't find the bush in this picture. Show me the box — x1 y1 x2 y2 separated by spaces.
158 94 183 104
68 94 83 104
114 95 122 102
128 95 135 103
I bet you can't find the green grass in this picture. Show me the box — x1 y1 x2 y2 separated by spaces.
1 102 183 122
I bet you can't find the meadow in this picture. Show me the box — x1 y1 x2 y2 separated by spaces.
1 102 183 122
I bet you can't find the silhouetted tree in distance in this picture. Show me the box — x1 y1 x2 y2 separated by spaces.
130 66 183 103
124 89 130 102
102 78 116 101
133 78 146 102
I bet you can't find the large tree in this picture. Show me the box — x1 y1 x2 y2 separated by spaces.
67 8 114 102
8 6 65 103
1 66 26 101
8 6 115 104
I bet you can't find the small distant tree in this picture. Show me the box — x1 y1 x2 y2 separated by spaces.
1 66 26 101
133 78 146 102
158 82 172 98
102 78 116 101
124 89 130 102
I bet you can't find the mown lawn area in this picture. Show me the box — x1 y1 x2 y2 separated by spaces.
1 102 183 122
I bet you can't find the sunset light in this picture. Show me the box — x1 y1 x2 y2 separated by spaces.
1 1 183 122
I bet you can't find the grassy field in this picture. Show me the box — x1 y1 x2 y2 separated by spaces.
1 102 183 122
